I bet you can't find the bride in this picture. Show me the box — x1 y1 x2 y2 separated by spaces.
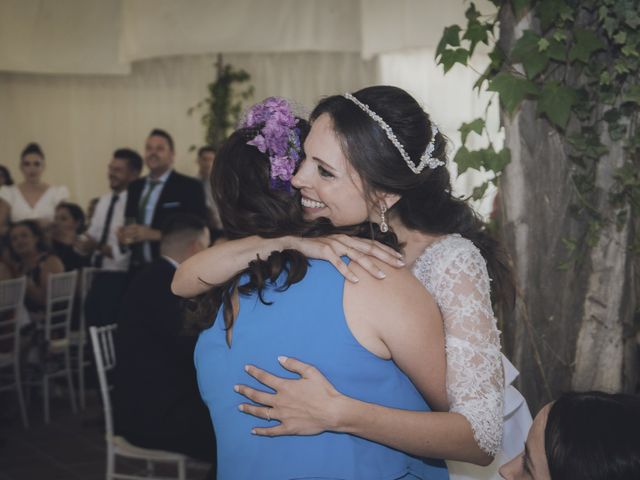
173 86 531 478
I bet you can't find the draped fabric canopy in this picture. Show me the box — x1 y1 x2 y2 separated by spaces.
0 0 497 215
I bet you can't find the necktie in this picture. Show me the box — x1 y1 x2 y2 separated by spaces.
137 180 160 224
94 193 119 268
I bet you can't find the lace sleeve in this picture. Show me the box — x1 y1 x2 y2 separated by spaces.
413 238 504 456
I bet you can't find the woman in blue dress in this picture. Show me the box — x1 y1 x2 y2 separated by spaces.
191 97 449 479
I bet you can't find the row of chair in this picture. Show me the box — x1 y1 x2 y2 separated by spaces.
0 267 101 427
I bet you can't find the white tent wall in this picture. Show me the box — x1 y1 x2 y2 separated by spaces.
0 51 376 207
0 0 499 214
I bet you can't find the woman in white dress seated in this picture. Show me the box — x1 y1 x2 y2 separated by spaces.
0 143 69 231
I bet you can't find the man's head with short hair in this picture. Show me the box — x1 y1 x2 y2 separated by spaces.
145 128 175 178
110 148 143 192
197 145 216 180
160 213 210 264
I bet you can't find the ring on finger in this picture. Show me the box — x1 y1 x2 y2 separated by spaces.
266 408 272 422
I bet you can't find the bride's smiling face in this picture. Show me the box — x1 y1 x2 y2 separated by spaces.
292 113 372 227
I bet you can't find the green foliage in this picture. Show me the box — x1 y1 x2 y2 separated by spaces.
488 73 539 114
188 60 254 150
436 0 639 266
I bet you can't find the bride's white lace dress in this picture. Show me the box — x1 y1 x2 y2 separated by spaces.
412 234 532 479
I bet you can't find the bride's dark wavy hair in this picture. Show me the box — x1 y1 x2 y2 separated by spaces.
312 86 514 307
185 120 398 338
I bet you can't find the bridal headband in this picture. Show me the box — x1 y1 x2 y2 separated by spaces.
342 92 444 174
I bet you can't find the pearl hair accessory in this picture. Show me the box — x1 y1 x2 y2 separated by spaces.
342 93 445 174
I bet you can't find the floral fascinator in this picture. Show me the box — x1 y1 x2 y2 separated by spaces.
240 97 303 192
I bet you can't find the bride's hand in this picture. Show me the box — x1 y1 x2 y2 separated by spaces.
236 356 344 436
287 234 405 283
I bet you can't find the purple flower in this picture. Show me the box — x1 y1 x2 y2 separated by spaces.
241 97 303 190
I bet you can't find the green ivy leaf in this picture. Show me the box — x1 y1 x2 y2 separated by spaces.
459 118 485 145
537 0 570 31
439 48 469 73
512 0 530 19
463 20 490 56
511 30 549 78
569 28 605 63
454 146 482 174
538 37 550 51
465 2 481 22
471 182 490 200
474 46 505 90
609 122 627 141
623 85 640 104
488 73 540 114
624 10 640 29
613 31 627 44
537 81 578 128
547 37 567 61
485 148 511 173
436 25 462 58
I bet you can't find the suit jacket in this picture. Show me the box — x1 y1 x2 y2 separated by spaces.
113 258 214 459
124 170 207 268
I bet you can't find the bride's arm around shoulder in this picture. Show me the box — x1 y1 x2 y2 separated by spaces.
419 236 505 457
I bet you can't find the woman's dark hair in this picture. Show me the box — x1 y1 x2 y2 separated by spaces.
0 165 14 186
21 142 45 161
7 220 50 261
545 391 640 480
311 85 514 307
56 202 86 234
187 119 398 338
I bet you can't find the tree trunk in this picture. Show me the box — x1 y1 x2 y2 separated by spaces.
497 7 637 413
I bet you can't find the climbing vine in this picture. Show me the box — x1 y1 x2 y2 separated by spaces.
436 0 640 263
189 57 254 150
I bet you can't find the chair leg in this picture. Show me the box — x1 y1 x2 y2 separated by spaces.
43 374 50 424
14 363 29 428
78 342 85 410
106 444 115 480
65 350 78 413
178 459 187 480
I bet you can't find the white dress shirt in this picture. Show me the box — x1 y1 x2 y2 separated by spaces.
87 190 129 271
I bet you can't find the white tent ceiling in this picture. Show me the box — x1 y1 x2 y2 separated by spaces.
0 0 494 75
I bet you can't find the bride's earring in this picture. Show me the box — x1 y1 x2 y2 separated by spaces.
380 204 389 233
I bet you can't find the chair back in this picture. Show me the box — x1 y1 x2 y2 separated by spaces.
80 267 101 325
89 324 117 440
44 270 78 343
0 277 27 356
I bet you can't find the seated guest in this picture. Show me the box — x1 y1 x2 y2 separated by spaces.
114 213 215 465
0 143 69 227
7 220 64 315
499 391 640 480
0 165 14 187
52 202 89 271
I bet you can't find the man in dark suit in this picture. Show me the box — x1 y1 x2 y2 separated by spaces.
113 213 215 466
118 128 207 273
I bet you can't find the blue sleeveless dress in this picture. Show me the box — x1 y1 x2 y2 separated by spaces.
195 259 448 480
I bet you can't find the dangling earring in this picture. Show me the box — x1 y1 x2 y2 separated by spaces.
380 204 389 233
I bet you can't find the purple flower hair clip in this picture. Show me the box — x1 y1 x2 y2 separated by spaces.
240 97 302 192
